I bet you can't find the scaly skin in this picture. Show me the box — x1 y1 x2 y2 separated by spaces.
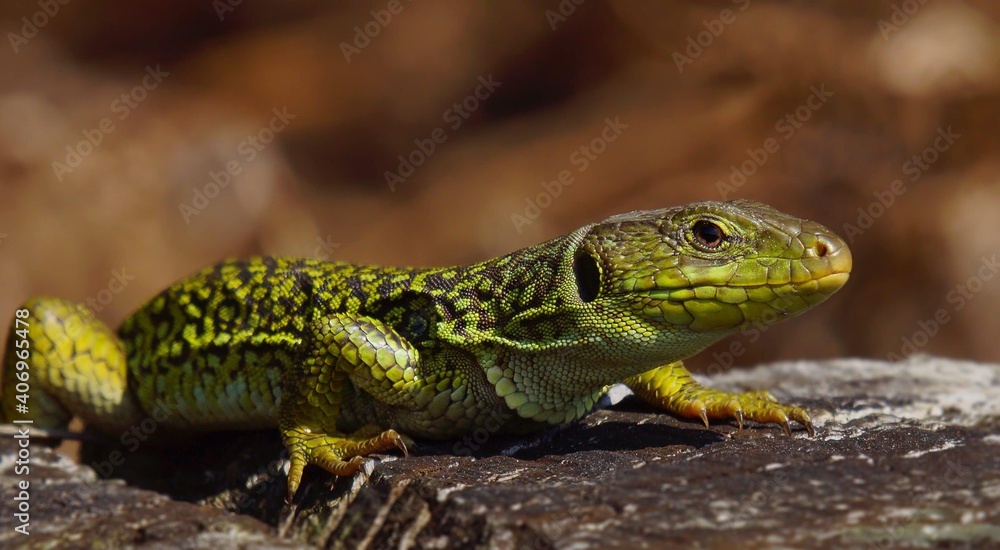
1 200 851 499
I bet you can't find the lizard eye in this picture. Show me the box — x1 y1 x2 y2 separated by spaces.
692 220 725 249
573 250 601 303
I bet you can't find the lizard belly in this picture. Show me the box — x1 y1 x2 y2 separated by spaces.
336 371 552 440
335 382 489 440
127 342 286 432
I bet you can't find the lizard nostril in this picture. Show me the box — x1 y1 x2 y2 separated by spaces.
812 233 838 258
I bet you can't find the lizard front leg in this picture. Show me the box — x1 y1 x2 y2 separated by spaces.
280 313 431 500
624 361 813 436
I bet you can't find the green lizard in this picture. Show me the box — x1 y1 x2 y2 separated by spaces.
1 200 850 500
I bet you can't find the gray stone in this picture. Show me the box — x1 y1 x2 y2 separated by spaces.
0 432 304 548
2 356 998 549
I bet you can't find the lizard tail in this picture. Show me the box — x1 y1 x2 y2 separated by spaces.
1 298 143 434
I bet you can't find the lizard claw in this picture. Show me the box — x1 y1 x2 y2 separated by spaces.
733 408 744 431
352 456 371 482
779 418 792 437
393 433 410 458
697 407 710 428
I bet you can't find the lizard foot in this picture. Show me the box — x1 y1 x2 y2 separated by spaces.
668 388 813 437
626 362 814 438
347 424 415 456
282 427 409 501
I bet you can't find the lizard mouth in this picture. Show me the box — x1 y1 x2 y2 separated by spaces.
640 270 851 301
632 237 852 331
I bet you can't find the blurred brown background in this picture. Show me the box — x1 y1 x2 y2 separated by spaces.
0 0 998 374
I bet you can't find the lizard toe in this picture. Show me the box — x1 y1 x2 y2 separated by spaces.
732 407 744 431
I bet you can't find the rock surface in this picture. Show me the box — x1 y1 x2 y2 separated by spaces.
2 356 999 549
0 439 303 549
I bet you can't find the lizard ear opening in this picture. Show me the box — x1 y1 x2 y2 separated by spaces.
573 250 601 303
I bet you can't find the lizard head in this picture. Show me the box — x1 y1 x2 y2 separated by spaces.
565 199 851 345
469 199 851 424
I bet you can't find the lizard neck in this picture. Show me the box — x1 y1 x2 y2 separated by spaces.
432 230 691 425
431 233 575 346
436 231 729 425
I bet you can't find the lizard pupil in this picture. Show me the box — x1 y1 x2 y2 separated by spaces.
573 251 601 303
692 220 724 248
